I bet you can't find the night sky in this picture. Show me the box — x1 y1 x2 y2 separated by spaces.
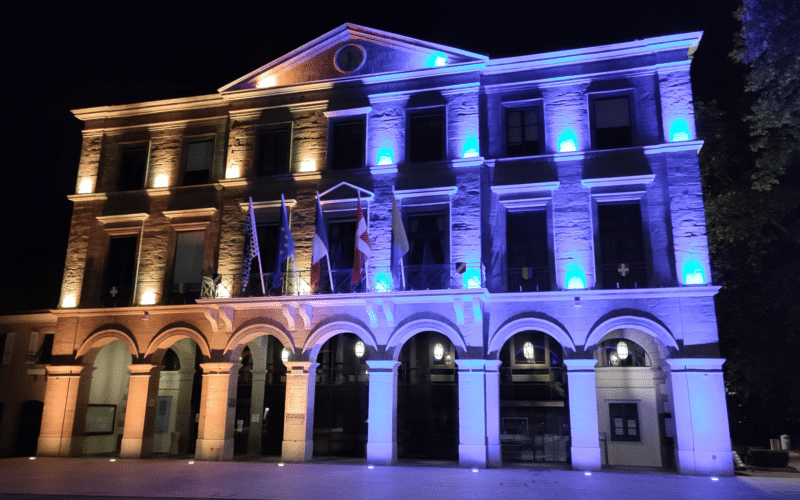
0 0 742 313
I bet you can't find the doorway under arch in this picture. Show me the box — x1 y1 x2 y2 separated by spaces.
397 331 458 461
83 339 131 456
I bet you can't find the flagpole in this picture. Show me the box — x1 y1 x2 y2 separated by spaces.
319 192 335 292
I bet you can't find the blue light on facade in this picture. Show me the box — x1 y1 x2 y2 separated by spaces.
682 260 706 285
462 268 481 289
377 148 395 166
462 137 479 158
670 120 690 142
566 266 586 289
558 129 578 152
374 271 392 292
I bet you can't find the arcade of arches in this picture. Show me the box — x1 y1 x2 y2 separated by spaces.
35 322 731 474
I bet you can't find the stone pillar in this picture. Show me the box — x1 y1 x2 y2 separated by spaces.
456 359 499 469
37 365 88 457
484 360 502 467
281 361 318 462
366 360 400 465
666 358 733 476
120 364 161 458
247 369 267 456
195 362 239 461
565 359 601 471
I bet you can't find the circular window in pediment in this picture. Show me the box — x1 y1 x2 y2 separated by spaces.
334 44 365 73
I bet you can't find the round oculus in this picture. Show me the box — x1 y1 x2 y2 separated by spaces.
335 44 365 72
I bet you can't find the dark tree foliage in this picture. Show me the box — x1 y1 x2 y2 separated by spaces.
699 0 800 446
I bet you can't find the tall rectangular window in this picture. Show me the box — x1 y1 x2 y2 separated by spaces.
117 145 148 191
406 212 448 290
592 96 632 150
598 203 647 289
506 210 550 291
328 220 358 293
609 403 641 442
171 231 205 302
103 236 138 307
256 127 291 176
408 109 445 163
183 139 214 185
506 107 543 157
329 118 365 170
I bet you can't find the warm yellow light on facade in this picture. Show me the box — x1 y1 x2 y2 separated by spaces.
153 174 169 188
62 294 77 308
256 75 277 88
297 281 311 295
225 162 240 179
78 177 93 194
299 158 317 172
140 289 157 305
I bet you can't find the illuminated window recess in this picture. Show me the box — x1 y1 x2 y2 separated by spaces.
78 177 93 194
299 158 317 172
153 174 169 188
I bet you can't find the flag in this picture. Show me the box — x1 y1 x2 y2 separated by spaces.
352 196 372 285
391 197 409 280
241 197 265 294
311 196 330 291
272 194 295 290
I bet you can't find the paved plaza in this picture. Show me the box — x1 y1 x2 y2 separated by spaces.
0 458 799 500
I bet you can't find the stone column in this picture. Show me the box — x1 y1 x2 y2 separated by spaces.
456 359 499 469
484 360 502 467
195 362 239 461
281 361 318 462
120 364 161 458
366 360 400 465
666 358 733 476
565 359 601 471
37 365 89 457
247 368 267 456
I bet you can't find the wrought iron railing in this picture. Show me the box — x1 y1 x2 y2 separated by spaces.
506 267 551 292
600 262 647 289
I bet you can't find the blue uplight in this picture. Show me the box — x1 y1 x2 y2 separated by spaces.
375 271 392 292
670 120 690 142
682 260 706 285
558 129 578 152
462 137 479 158
566 266 586 290
377 148 394 166
463 268 481 289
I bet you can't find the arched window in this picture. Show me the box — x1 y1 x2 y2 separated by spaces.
593 338 650 367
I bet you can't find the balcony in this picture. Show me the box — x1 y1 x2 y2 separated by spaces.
506 267 551 292
201 262 485 299
599 262 647 289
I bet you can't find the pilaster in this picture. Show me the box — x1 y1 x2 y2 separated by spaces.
195 362 239 461
120 364 161 458
281 361 319 462
37 365 89 457
455 359 501 468
565 359 601 470
366 360 400 465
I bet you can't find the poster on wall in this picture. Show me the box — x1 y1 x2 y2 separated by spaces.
85 404 116 435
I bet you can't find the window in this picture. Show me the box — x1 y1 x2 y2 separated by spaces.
592 96 632 150
32 334 54 364
329 118 365 170
247 223 279 294
183 139 214 185
506 210 550 291
408 109 445 163
598 203 647 289
1 332 13 365
256 126 291 176
406 212 448 290
328 219 359 292
171 231 205 303
609 403 641 442
117 145 148 191
103 236 138 307
506 107 543 156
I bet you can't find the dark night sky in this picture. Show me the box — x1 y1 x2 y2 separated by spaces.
0 0 743 312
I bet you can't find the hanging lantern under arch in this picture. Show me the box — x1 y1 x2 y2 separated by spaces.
522 341 535 362
433 343 444 362
354 340 366 358
616 340 629 361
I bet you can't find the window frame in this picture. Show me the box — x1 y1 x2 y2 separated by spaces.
504 105 544 157
327 116 366 171
608 402 641 442
407 107 446 163
255 123 292 176
590 92 634 150
116 142 150 192
180 136 215 186
595 201 648 289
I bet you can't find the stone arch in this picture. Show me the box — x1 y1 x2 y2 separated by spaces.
488 317 576 359
76 328 138 363
224 322 295 361
145 325 211 365
386 318 467 360
584 314 677 360
303 320 378 361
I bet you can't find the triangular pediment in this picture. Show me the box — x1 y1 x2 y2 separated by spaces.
219 23 487 93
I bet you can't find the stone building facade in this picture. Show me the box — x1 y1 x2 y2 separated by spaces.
6 24 732 475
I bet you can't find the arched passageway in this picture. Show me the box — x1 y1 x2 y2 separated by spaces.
313 333 369 457
397 331 458 461
499 331 569 463
83 340 131 455
151 339 201 456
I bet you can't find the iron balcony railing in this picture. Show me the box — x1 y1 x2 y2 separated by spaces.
201 262 485 299
599 262 647 289
506 267 551 292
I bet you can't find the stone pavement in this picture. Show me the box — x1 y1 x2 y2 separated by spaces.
1 457 799 500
